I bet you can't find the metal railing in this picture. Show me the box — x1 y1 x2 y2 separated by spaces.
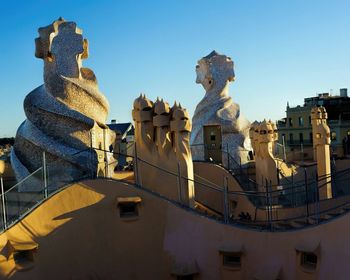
132 145 350 231
0 167 45 230
1 145 350 233
0 148 95 233
286 140 313 146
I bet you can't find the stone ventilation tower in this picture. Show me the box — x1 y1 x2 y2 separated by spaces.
11 18 116 190
250 120 278 191
132 95 195 208
311 106 332 199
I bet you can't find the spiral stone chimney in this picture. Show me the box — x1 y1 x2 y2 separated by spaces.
11 18 116 191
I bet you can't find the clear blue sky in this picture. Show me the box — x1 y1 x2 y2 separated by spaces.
1 0 349 137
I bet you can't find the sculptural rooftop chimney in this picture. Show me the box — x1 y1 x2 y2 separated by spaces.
11 18 116 190
190 51 252 168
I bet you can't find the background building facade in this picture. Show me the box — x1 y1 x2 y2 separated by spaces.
278 89 350 161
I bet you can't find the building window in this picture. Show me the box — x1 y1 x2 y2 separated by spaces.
289 118 293 127
331 131 337 141
289 134 294 144
299 133 304 144
119 203 138 218
222 253 242 269
117 197 142 219
176 276 194 280
298 117 304 127
300 252 317 270
12 245 38 271
13 250 34 264
310 132 313 143
309 116 312 125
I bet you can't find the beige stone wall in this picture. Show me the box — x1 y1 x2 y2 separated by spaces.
1 179 350 279
194 162 257 220
193 161 350 222
0 181 172 279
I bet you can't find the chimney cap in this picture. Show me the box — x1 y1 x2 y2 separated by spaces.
340 88 348 97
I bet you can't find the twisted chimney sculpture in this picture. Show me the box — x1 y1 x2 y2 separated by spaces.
190 51 252 167
11 18 116 191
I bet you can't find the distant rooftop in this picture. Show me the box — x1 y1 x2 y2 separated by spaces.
303 88 348 107
107 121 133 138
286 88 350 120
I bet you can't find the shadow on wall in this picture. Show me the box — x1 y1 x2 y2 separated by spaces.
1 179 350 279
0 181 173 279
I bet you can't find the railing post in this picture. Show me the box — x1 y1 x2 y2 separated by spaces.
239 156 242 177
301 143 304 162
282 135 287 162
177 162 183 204
134 143 140 186
292 170 295 206
1 177 6 229
315 171 319 224
223 176 229 223
331 159 337 197
89 131 94 179
103 129 108 177
43 151 48 198
304 168 309 217
269 181 273 231
226 143 230 169
265 180 270 229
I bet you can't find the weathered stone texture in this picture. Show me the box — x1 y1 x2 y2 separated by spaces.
11 18 116 190
190 51 252 166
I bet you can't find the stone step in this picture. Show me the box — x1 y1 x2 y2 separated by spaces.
325 211 344 218
194 201 222 219
333 208 346 214
236 220 268 230
292 219 315 226
274 221 297 230
6 201 40 215
309 215 330 223
5 192 44 203
2 192 43 220
5 198 43 209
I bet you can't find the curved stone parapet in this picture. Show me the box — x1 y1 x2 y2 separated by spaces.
190 51 252 167
11 18 116 191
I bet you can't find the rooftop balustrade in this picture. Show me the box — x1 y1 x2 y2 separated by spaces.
1 145 350 233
